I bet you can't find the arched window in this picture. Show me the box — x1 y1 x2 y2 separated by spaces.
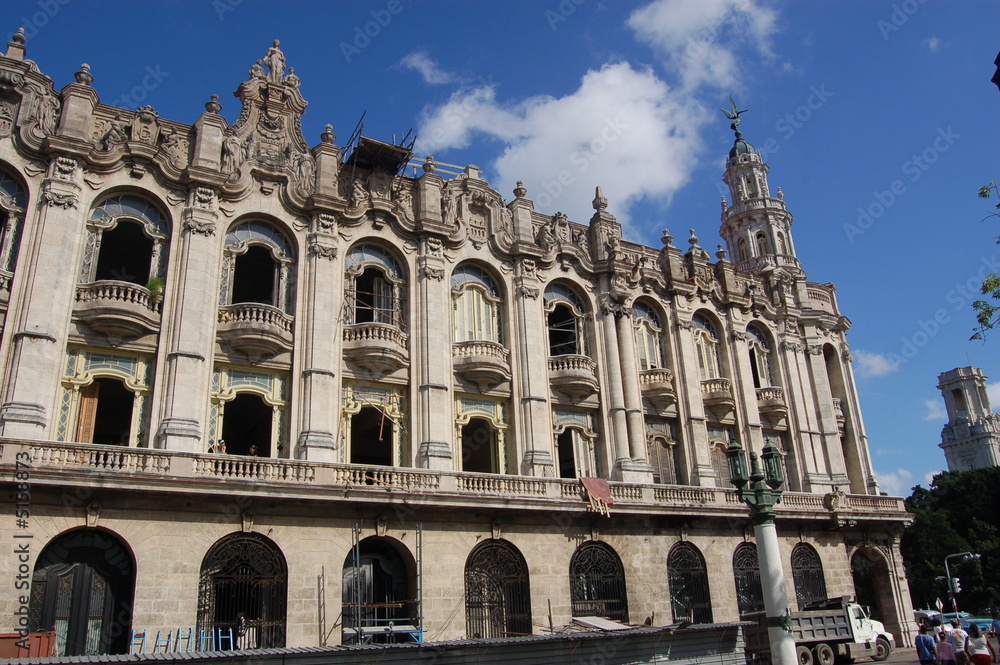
221 220 296 314
633 301 665 371
465 540 531 639
544 283 587 357
81 195 169 292
452 264 502 343
197 533 287 649
342 384 407 467
555 426 598 478
30 529 135 657
791 543 828 609
746 325 775 389
756 231 771 256
342 538 415 644
569 541 629 622
345 243 406 329
737 238 749 263
667 542 713 623
733 542 765 617
693 314 722 380
776 232 788 255
0 170 27 289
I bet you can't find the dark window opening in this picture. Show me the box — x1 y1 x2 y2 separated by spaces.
94 221 153 284
351 406 393 466
231 245 276 305
221 393 273 457
733 543 765 617
198 533 286 649
952 388 967 414
548 304 578 356
557 429 576 479
342 538 416 644
569 542 629 622
30 530 135 657
91 379 133 446
354 267 394 324
791 543 828 609
749 348 763 389
462 418 496 474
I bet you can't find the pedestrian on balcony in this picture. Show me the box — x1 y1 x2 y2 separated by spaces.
917 625 940 665
965 625 996 665
248 444 257 457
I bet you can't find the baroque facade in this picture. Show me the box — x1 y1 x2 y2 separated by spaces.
0 34 915 656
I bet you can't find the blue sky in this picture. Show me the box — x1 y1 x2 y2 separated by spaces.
7 0 998 496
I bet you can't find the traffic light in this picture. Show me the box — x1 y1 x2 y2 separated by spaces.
950 577 962 594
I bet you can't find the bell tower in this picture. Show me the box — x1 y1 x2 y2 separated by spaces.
718 99 803 279
938 366 1000 471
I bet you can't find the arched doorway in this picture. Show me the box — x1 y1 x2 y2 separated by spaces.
341 537 417 644
220 392 273 457
791 543 828 609
75 377 135 445
851 547 897 626
569 541 629 622
465 539 532 638
29 529 135 656
197 533 287 649
733 542 765 617
667 542 713 623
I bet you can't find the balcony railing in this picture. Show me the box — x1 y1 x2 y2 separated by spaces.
74 280 162 342
0 439 910 521
217 303 294 362
452 340 511 390
343 322 409 373
548 354 599 400
640 368 676 410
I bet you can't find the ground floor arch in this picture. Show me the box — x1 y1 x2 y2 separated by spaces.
464 539 531 639
341 536 418 644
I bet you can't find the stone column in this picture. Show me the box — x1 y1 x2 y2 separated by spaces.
295 212 341 461
154 187 223 452
0 157 85 439
513 257 554 476
806 342 847 490
615 310 654 481
599 301 632 480
675 318 716 486
414 235 453 469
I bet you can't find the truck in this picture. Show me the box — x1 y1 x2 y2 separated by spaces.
743 596 896 665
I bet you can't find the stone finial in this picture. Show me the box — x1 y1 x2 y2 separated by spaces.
422 155 436 174
321 124 336 144
661 229 673 247
721 196 728 212
593 186 608 211
688 229 701 251
205 94 222 114
777 187 784 200
716 244 728 260
74 63 93 86
513 181 526 198
12 28 25 44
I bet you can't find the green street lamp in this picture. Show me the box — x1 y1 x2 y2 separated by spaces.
727 439 796 665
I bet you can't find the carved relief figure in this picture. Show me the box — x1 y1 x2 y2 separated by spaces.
101 115 130 149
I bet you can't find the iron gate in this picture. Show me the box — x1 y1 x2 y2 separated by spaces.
569 541 629 622
733 542 765 616
667 542 713 624
791 543 828 607
465 540 531 639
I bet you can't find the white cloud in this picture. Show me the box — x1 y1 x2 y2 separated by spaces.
853 350 899 379
924 470 944 486
626 0 778 91
923 398 947 421
986 380 1000 411
875 468 914 497
923 37 942 53
400 50 457 85
414 62 705 229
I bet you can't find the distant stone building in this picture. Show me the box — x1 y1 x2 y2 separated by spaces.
0 33 914 656
937 366 1000 471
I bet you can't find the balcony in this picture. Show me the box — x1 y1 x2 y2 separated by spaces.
640 368 676 411
217 303 294 363
756 386 788 429
548 354 599 400
0 438 912 524
453 340 511 390
343 322 409 374
75 280 161 344
701 377 735 422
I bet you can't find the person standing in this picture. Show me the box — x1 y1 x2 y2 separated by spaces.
951 621 971 665
939 631 957 665
918 625 940 665
964 625 997 665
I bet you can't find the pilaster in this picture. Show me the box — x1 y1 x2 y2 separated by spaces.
414 235 453 470
513 258 554 476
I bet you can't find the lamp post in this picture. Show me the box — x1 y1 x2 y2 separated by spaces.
943 552 980 614
727 439 796 665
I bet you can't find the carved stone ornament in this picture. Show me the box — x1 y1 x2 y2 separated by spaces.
806 344 824 355
676 319 694 331
518 285 540 300
159 128 190 169
308 234 337 260
51 156 78 182
40 185 78 209
520 258 536 277
85 501 101 528
224 41 313 192
131 106 160 145
315 213 336 231
781 340 804 353
184 217 216 236
18 79 61 139
731 330 748 342
419 264 445 281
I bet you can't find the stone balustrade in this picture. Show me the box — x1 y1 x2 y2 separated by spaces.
724 196 787 217
452 340 509 364
701 377 733 399
218 303 294 333
77 280 157 310
806 283 837 314
0 438 906 518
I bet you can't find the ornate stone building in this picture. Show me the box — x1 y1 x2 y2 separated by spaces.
0 34 914 656
937 366 1000 471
